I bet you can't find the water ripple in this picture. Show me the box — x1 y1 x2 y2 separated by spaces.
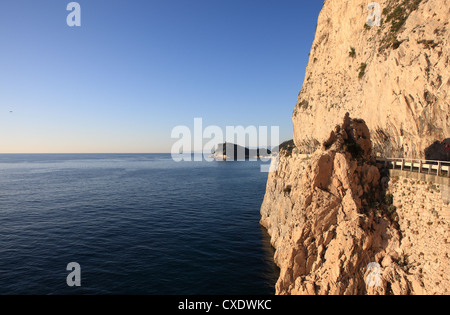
0 154 279 295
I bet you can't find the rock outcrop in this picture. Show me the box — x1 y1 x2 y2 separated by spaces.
260 0 450 295
261 115 428 295
293 0 449 159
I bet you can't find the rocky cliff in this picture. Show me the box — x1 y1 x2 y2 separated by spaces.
261 114 449 295
260 0 450 295
293 0 449 159
262 115 416 294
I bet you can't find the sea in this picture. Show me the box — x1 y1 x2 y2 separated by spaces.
0 154 279 295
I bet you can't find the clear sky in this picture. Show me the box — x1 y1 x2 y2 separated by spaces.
0 0 324 153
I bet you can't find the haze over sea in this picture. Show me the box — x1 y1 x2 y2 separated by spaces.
0 154 279 295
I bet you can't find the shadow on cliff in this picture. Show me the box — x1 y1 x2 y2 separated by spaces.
259 226 280 293
425 138 450 161
377 167 401 226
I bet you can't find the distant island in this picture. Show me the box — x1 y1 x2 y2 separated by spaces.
211 143 272 161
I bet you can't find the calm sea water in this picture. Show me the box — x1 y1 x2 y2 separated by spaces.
0 154 279 295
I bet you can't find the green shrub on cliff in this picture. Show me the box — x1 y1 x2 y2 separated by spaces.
387 205 398 220
385 194 394 205
342 138 364 159
358 63 367 79
379 0 423 52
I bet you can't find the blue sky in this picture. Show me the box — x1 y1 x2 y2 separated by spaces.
0 0 323 153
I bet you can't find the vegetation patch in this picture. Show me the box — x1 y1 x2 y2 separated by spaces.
417 39 439 49
298 99 310 110
379 0 423 53
362 187 398 221
349 47 356 58
385 194 394 205
341 137 364 159
358 63 367 79
385 5 407 33
283 186 292 195
386 205 398 220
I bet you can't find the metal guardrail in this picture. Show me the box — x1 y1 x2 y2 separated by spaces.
377 157 450 178
290 151 449 178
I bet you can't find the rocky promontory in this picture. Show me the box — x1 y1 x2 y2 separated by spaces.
211 143 271 161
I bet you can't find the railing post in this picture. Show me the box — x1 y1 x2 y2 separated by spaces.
437 161 441 176
419 160 422 174
401 159 405 171
410 159 413 172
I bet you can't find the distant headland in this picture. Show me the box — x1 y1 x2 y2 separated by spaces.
211 143 272 161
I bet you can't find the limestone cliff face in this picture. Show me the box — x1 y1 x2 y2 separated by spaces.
293 0 449 159
261 115 426 295
260 0 450 295
388 175 450 295
261 114 450 294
